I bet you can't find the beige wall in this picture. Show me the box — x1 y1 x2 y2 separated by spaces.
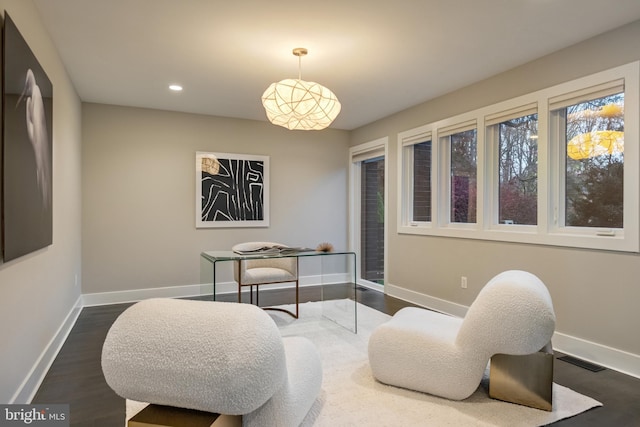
0 1 82 403
81 104 350 294
350 20 640 361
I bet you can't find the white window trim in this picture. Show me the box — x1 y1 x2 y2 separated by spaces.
398 61 639 253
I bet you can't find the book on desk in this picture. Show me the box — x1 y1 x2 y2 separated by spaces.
232 245 316 256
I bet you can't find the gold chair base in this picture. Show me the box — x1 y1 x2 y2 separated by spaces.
489 344 554 411
128 404 241 427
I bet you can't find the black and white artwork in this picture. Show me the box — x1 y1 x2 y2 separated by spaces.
196 152 269 228
2 13 53 261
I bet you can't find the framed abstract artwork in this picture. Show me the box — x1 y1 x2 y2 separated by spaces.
196 152 269 228
2 13 53 261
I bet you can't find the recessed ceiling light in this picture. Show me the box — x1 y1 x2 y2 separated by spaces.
169 84 183 92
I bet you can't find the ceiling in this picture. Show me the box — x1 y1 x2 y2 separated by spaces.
33 0 640 130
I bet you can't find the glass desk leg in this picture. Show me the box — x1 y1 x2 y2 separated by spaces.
320 253 357 333
199 256 217 301
212 261 217 301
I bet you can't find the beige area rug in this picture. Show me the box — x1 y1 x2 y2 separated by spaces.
127 300 602 426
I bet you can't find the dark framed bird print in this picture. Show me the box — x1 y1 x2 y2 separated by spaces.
2 12 53 261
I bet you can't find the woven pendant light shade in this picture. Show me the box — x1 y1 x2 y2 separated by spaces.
262 79 341 130
261 48 341 130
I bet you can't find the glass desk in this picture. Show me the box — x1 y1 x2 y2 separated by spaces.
200 250 357 333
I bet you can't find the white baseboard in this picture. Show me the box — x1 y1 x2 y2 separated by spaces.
81 273 350 306
13 295 83 404
385 282 469 318
385 282 640 379
552 331 640 379
82 283 216 306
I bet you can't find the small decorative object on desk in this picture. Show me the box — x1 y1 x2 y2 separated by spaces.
316 242 334 252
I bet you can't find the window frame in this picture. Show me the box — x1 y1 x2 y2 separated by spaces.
397 61 639 253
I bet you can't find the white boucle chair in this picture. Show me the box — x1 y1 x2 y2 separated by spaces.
232 241 299 318
368 270 556 401
102 298 321 427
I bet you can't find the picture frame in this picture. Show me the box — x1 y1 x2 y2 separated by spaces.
2 13 53 261
196 151 269 228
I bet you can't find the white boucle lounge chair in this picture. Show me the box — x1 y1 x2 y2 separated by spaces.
102 298 321 427
368 270 555 402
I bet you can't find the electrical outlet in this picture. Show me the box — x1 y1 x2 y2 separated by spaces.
461 276 467 289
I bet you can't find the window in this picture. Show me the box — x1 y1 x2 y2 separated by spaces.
486 105 539 226
361 157 385 284
413 140 432 222
398 127 434 227
350 138 388 288
449 129 477 223
438 120 478 225
398 61 639 252
553 90 624 228
499 114 538 225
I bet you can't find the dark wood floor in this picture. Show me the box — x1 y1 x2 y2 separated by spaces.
33 285 640 426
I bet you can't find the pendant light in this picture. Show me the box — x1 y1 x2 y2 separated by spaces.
261 48 341 130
